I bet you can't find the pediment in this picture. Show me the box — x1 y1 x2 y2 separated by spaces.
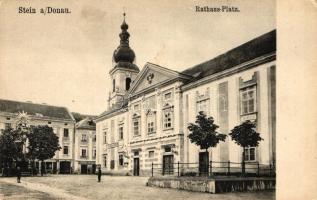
129 63 191 95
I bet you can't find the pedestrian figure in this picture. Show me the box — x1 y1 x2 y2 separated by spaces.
16 166 21 183
97 166 102 182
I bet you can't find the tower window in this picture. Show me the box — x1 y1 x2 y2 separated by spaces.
113 79 116 92
126 77 131 91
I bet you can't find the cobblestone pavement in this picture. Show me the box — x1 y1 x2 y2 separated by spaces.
0 175 275 200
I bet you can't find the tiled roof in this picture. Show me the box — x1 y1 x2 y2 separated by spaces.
182 30 276 81
96 30 276 120
75 117 96 130
0 99 74 121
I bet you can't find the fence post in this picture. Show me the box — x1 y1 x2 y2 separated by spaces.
257 162 260 176
228 161 230 176
177 161 179 177
151 162 153 177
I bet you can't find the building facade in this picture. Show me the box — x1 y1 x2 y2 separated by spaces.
0 99 76 174
74 117 97 174
95 17 276 176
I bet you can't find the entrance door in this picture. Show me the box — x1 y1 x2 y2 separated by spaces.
199 152 209 176
60 161 71 174
163 155 174 175
133 158 139 176
81 164 87 174
92 164 96 174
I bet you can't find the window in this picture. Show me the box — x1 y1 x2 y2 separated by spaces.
81 149 87 158
63 146 68 155
126 77 132 90
196 99 209 115
245 147 256 161
113 79 116 92
93 149 96 158
63 129 69 138
163 109 173 129
93 134 96 142
240 87 256 115
134 151 139 156
103 131 107 144
147 113 156 134
133 118 140 136
104 155 107 167
119 154 124 166
4 123 11 130
81 134 87 142
119 126 124 140
149 151 154 158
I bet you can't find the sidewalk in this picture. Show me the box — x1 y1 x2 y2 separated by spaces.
0 178 88 200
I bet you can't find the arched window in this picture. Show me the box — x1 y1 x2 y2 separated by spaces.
113 79 116 92
126 77 132 91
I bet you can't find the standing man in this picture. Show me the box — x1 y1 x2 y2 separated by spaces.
16 166 21 183
97 165 102 182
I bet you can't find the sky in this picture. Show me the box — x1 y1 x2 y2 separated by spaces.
0 0 276 115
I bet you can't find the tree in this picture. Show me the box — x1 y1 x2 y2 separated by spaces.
27 125 61 175
229 120 263 175
187 111 227 154
0 127 27 175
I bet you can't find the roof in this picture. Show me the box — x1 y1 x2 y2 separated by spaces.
0 99 74 121
182 30 276 81
95 98 129 121
75 116 96 130
97 29 276 121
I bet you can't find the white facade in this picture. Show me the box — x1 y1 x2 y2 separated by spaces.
0 103 76 174
95 23 276 176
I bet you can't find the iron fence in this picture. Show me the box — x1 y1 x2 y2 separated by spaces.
151 160 275 177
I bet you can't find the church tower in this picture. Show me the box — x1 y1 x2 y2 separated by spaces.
108 13 140 108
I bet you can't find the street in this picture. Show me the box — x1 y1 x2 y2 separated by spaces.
0 175 275 200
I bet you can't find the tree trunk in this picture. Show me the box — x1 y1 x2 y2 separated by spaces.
242 147 246 176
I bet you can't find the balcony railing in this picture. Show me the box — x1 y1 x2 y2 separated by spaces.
80 155 87 159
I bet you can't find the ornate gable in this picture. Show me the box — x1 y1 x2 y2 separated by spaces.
129 63 192 96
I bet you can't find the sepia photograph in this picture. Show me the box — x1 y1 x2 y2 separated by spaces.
0 0 315 199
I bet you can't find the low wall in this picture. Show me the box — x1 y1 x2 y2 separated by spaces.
148 177 216 193
147 176 275 193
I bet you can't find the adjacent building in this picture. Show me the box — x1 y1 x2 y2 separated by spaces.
95 16 276 176
0 99 76 174
74 116 97 174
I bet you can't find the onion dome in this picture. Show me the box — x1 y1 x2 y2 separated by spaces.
113 13 137 66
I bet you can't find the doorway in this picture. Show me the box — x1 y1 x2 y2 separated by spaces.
60 161 71 174
133 158 139 176
81 164 88 174
163 155 174 175
199 152 209 176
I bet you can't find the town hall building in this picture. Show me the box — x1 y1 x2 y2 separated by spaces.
95 15 276 176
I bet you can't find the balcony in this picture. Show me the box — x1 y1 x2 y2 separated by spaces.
80 155 88 159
